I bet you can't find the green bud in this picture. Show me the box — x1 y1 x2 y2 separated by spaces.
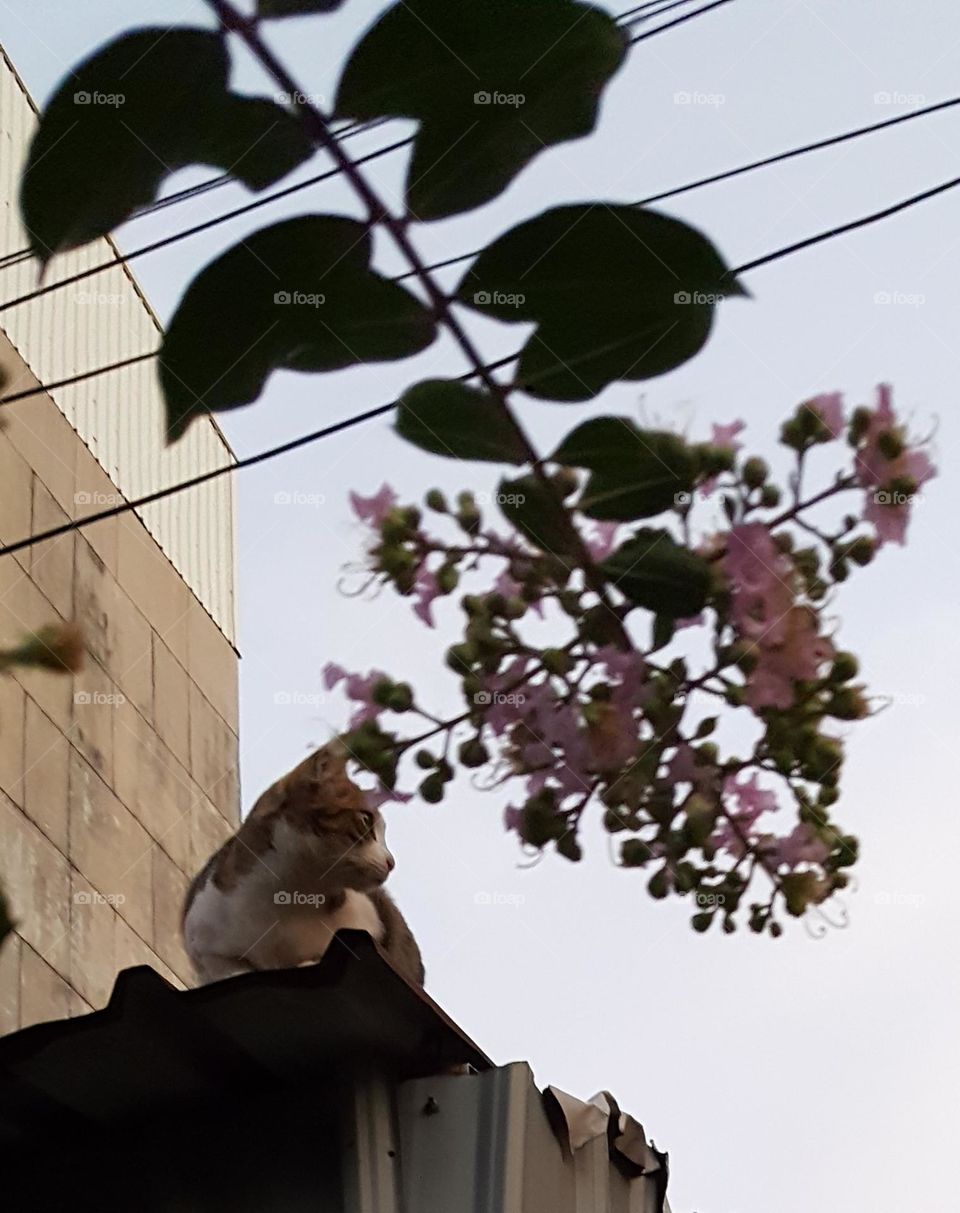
780 418 805 451
446 642 477 672
621 838 650 867
831 651 859 682
742 457 769 490
759 484 782 508
520 801 561 848
556 833 582 862
458 738 489 768
437 564 459 594
848 536 875 566
543 648 574 676
647 867 671 899
877 430 905 460
419 774 445 804
691 911 714 933
684 794 717 846
504 597 527 620
826 687 868 721
372 678 396 708
387 683 414 713
425 488 448 513
694 717 718 739
415 749 436 769
849 406 872 444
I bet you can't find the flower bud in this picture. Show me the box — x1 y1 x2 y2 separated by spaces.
742 457 769 489
437 564 459 594
425 488 448 512
647 867 670 899
621 838 650 866
759 484 781 508
831 651 859 682
415 749 436 769
848 536 875 567
542 648 573 676
691 911 713 933
387 683 414 713
556 833 582 862
419 773 445 804
458 738 489 768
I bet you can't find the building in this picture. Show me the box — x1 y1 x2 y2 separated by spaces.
0 41 240 1029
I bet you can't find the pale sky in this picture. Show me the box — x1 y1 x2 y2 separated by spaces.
2 2 959 1210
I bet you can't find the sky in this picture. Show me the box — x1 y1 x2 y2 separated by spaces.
2 1 959 1210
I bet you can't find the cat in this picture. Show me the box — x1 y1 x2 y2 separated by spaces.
182 741 425 988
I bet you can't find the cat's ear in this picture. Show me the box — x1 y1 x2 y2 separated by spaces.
247 778 287 818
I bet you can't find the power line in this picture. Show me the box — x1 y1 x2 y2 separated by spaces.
630 0 735 43
0 117 396 273
730 170 960 276
619 0 705 28
0 137 413 316
3 159 960 559
0 353 522 561
4 88 958 320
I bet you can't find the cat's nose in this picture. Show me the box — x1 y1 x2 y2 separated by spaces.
385 852 396 872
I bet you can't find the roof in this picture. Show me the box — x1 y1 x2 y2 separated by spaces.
0 929 492 1146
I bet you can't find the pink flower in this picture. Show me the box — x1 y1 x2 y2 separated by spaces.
806 391 844 437
856 384 936 546
504 804 525 834
745 607 835 711
725 524 795 646
324 666 390 726
350 483 397 526
762 823 830 869
711 420 745 453
586 520 620 562
412 567 441 627
712 773 778 858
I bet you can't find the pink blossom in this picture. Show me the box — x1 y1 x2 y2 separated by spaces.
367 785 414 809
711 420 745 453
504 804 525 834
762 823 830 869
493 567 544 618
745 607 835 711
324 666 390 726
806 391 844 437
350 483 398 526
712 773 778 858
412 567 441 627
725 524 795 646
586 520 620 562
856 384 936 546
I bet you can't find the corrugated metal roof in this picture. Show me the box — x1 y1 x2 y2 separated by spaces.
0 931 672 1213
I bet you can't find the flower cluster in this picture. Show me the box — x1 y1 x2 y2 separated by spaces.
324 385 932 935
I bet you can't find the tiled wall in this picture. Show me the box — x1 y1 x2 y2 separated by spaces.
0 330 239 1033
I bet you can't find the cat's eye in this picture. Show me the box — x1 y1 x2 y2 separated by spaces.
358 811 374 834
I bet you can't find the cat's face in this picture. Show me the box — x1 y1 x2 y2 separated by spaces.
258 743 396 891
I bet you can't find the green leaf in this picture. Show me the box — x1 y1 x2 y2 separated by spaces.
651 614 676 653
160 215 437 439
498 475 576 557
335 0 625 220
456 205 747 400
396 380 527 464
602 529 711 618
554 417 696 520
258 0 345 16
20 28 314 260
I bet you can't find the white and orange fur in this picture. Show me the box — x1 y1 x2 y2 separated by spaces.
182 742 424 987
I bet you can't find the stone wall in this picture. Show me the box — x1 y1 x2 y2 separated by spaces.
0 330 239 1031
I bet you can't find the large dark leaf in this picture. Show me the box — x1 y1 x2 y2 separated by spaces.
554 417 697 520
335 0 625 220
602 529 711 617
160 215 437 439
456 205 747 401
258 0 346 15
498 475 576 557
21 28 313 260
396 380 527 463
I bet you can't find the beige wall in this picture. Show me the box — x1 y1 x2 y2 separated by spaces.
0 330 239 1033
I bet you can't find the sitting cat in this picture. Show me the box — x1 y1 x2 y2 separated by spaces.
182 741 424 987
